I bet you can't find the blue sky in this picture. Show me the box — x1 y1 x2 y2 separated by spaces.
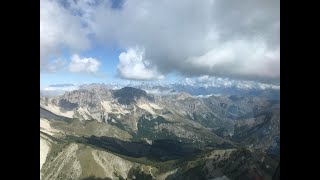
40 0 280 88
40 42 183 87
40 43 183 88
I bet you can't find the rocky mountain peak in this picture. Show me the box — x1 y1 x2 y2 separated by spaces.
112 87 154 105
175 92 192 100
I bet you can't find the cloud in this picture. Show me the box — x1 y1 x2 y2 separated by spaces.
41 59 67 73
41 0 280 82
117 47 164 80
42 84 78 91
185 75 280 90
185 39 280 79
40 0 90 64
68 54 101 73
91 0 279 82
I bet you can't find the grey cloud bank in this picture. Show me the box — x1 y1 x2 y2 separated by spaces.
92 0 279 82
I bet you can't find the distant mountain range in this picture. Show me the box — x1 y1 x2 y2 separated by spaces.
49 84 75 87
41 82 280 100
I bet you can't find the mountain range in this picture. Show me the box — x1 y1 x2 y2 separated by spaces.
41 82 280 100
40 86 280 180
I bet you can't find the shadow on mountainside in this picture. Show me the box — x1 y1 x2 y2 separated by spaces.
82 176 112 180
66 135 201 161
81 167 154 180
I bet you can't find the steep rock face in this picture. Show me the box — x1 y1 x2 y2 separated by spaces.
41 89 111 122
61 90 103 119
41 87 157 122
62 90 101 105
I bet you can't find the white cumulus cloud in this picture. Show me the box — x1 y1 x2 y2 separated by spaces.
117 47 164 80
68 54 101 73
